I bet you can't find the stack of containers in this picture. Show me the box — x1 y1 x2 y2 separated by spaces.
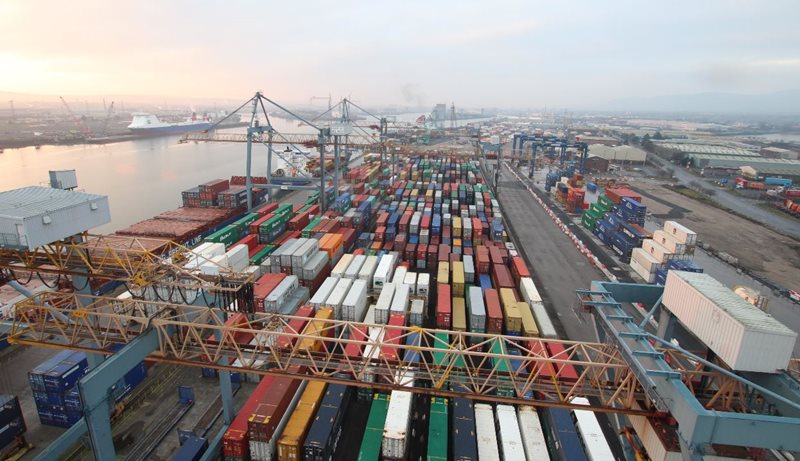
631 220 698 283
592 195 649 262
198 178 229 207
29 351 88 427
0 395 25 452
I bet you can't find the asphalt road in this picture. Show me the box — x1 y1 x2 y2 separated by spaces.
649 156 800 239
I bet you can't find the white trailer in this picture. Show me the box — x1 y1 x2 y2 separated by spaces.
474 403 501 461
495 404 526 461
517 406 549 460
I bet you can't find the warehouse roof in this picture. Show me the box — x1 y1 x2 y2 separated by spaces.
655 142 759 156
0 186 107 219
675 272 796 336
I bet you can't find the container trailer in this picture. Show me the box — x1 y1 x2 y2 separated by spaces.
543 407 589 461
427 397 449 461
451 398 478 461
382 373 415 460
572 397 616 461
517 406 549 460
357 393 389 461
276 381 326 461
302 385 352 460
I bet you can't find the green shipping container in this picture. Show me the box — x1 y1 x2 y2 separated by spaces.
357 393 390 461
273 203 293 220
204 224 240 248
598 195 615 209
249 245 275 265
302 218 323 238
585 209 603 220
582 214 597 231
233 212 261 229
427 398 448 461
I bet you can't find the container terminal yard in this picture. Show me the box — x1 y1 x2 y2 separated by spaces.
0 92 799 461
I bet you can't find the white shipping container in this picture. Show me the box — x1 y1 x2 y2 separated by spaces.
309 277 340 309
345 255 367 279
531 302 557 339
475 403 501 461
363 304 377 324
358 255 379 287
373 254 396 290
392 266 408 288
517 406 549 460
403 272 417 294
280 238 306 267
382 390 413 460
630 257 656 283
391 284 410 314
291 239 320 269
419 229 429 245
642 239 675 264
301 251 329 280
363 328 385 385
200 253 229 276
341 279 368 322
416 273 430 297
653 230 688 255
408 299 425 326
468 286 486 332
664 221 698 245
632 247 663 274
495 405 526 461
375 284 395 324
331 254 354 279
185 242 225 269
663 271 797 373
324 277 353 318
572 397 615 461
463 255 475 283
519 277 542 304
264 276 299 312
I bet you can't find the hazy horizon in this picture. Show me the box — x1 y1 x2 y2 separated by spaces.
2 0 799 110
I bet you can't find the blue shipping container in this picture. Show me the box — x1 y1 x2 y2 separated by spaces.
171 435 208 461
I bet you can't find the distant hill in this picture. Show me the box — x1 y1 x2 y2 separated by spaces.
596 89 800 114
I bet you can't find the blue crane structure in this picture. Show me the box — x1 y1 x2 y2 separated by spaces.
511 132 590 176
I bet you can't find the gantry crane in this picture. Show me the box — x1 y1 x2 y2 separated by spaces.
512 132 590 176
59 96 92 138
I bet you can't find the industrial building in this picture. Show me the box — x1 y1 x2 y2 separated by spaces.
686 153 800 177
587 144 647 163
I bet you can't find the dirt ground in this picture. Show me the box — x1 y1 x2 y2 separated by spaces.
630 180 800 292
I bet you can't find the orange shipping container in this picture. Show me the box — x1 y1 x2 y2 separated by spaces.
277 381 327 461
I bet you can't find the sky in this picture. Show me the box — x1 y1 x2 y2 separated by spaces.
1 0 799 109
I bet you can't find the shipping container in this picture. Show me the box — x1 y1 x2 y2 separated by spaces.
374 283 396 324
662 271 797 372
309 277 339 310
571 397 615 461
499 288 522 335
373 253 396 290
466 286 486 338
298 307 334 353
358 255 379 288
427 397 448 461
436 283 452 329
543 407 589 461
517 406 549 460
452 297 467 332
496 404 526 461
324 277 353 319
277 381 326 461
416 273 430 297
357 393 389 461
475 403 501 461
451 398 478 461
452 261 465 297
437 261 450 285
171 435 208 461
519 277 542 304
345 254 367 279
303 385 352 460
531 302 557 339
518 301 539 337
382 373 415 460
341 279 368 322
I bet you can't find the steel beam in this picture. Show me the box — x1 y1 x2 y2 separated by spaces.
200 424 229 461
78 329 161 459
33 417 89 461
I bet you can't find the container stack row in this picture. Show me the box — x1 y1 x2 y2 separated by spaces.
631 220 701 284
0 395 26 456
586 193 650 263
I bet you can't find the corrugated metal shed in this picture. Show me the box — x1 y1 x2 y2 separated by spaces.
0 186 110 249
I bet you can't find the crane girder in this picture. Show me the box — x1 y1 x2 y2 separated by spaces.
0 234 253 293
7 292 768 415
181 131 383 151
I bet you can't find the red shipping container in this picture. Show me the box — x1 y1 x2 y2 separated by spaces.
275 231 302 246
527 340 555 379
305 204 320 217
416 244 428 268
492 264 514 290
427 244 438 268
381 313 406 361
489 246 504 266
510 256 530 284
463 247 473 256
287 211 311 231
253 202 279 216
438 244 450 262
394 234 407 255
247 375 302 442
376 212 389 227
605 187 642 205
277 305 315 349
223 375 277 459
382 241 393 252
339 228 357 252
430 235 440 246
344 324 368 359
375 226 386 242
200 178 230 194
399 213 412 232
436 283 452 329
545 342 579 382
484 288 503 334
405 243 417 263
292 203 305 213
353 248 366 256
253 273 287 310
250 213 275 234
449 253 460 264
249 244 266 259
232 234 258 252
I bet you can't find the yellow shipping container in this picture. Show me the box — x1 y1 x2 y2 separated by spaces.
452 261 465 297
453 297 467 332
518 301 539 337
437 261 450 285
298 307 333 352
453 216 462 237
277 381 327 461
500 288 521 334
